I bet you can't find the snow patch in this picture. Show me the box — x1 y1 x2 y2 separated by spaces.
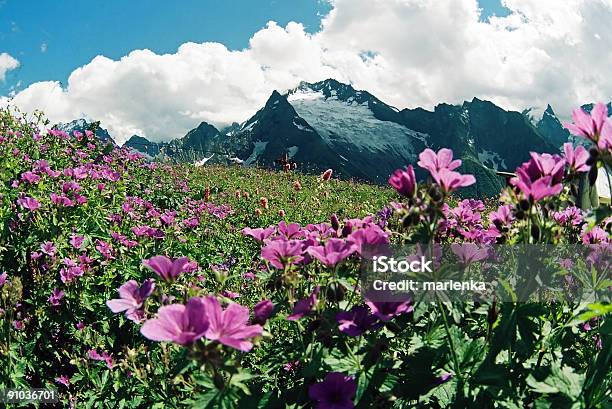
289 90 424 161
244 140 269 166
241 120 258 132
287 146 299 159
477 150 507 171
292 119 313 132
194 155 215 167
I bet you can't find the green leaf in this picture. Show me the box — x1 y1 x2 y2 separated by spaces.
527 365 584 400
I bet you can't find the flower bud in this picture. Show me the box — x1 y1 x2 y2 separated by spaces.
330 213 340 231
260 197 269 209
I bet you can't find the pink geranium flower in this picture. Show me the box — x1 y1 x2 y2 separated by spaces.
336 305 379 337
201 296 263 352
21 171 40 184
253 299 274 325
48 288 65 306
489 205 514 228
261 239 304 269
241 226 275 243
511 153 565 201
107 279 155 322
417 148 461 174
140 297 210 345
306 238 355 268
69 234 85 250
564 102 612 151
55 375 70 387
364 298 413 322
88 349 114 369
278 221 304 239
347 224 390 258
451 243 490 266
17 196 41 211
388 165 417 197
562 143 590 173
143 255 191 281
309 372 356 409
434 168 476 193
288 286 320 321
40 241 57 256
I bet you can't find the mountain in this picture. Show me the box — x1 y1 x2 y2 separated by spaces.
56 119 115 145
529 105 570 148
124 135 161 157
525 102 612 149
117 79 569 197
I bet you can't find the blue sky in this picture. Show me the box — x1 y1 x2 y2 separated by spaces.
0 0 505 94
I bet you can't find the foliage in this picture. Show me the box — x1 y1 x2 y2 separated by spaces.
0 105 610 408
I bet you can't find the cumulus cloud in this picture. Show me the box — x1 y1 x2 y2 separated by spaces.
0 53 19 82
2 0 612 144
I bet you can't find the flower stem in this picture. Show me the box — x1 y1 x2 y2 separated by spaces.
436 297 462 383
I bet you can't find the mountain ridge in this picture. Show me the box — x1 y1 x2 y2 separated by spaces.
57 79 609 197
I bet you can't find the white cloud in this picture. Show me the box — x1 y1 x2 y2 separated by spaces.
0 53 19 81
2 0 612 144
40 42 48 53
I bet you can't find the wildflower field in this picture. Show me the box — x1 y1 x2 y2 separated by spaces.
0 105 611 408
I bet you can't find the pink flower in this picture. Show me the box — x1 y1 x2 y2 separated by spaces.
489 205 514 228
201 296 263 351
365 298 413 322
70 234 85 249
418 148 461 175
140 297 210 345
143 255 191 281
96 240 115 260
21 171 40 184
40 241 57 256
434 168 476 193
581 226 609 244
347 225 390 258
0 272 7 287
336 305 379 336
241 226 275 243
278 221 304 239
160 211 176 226
563 143 590 173
261 239 304 269
287 286 320 321
17 196 41 211
59 258 84 283
511 153 565 201
88 349 114 369
253 299 274 325
553 207 583 227
107 279 155 322
451 243 490 266
306 238 355 268
389 165 417 197
565 102 612 151
55 375 70 387
48 288 65 306
309 372 356 409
